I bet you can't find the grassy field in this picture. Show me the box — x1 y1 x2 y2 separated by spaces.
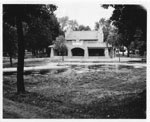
3 65 146 118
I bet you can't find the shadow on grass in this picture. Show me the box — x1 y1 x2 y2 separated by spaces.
3 88 146 119
63 90 146 119
3 110 21 118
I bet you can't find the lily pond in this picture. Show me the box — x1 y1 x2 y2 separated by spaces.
3 64 146 118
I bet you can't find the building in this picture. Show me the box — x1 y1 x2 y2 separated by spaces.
49 27 112 59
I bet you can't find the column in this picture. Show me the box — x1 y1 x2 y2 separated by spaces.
105 48 109 57
84 47 88 58
68 48 72 58
50 47 54 58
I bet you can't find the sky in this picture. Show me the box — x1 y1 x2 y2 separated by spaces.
51 0 114 30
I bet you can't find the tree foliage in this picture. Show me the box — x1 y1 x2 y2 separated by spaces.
53 35 68 61
58 16 79 31
3 23 18 66
58 16 92 32
102 5 147 56
58 16 69 31
3 4 58 93
78 25 91 31
95 18 112 43
25 14 61 57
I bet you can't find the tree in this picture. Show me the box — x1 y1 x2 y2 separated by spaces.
102 5 147 56
3 4 57 93
107 26 121 58
133 27 145 55
94 22 100 31
58 16 69 31
58 16 79 31
95 18 113 58
78 25 91 31
25 14 61 57
68 20 78 31
100 18 111 42
95 18 111 43
53 35 68 61
3 23 18 66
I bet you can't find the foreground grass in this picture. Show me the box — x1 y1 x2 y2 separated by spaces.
3 65 146 118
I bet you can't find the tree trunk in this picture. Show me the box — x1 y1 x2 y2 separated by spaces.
10 56 12 67
118 46 121 62
127 48 130 57
112 47 115 58
32 49 35 56
46 47 50 57
119 53 120 62
9 52 13 67
122 52 124 56
16 17 25 93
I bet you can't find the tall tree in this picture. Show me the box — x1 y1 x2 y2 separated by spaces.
58 16 79 31
78 25 91 31
25 14 61 57
95 18 112 44
102 5 147 56
100 18 111 42
94 22 99 31
3 4 57 93
58 16 69 31
68 20 78 31
3 23 18 66
107 26 121 58
53 35 68 61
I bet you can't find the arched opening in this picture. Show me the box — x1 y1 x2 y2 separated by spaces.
88 48 104 56
71 48 84 56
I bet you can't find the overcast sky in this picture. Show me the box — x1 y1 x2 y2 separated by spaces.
52 0 114 30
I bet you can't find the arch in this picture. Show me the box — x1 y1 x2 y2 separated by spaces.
71 48 84 56
88 48 104 56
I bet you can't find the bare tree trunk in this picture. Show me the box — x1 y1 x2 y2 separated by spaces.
16 17 25 94
9 52 13 67
127 48 130 57
122 52 124 56
119 46 121 62
10 56 12 67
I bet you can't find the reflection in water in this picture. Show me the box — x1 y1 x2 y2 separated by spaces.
69 64 144 74
69 64 137 74
4 64 144 76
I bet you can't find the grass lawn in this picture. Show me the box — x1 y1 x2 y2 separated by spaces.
3 65 146 118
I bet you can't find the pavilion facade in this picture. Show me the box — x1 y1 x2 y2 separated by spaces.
49 27 112 58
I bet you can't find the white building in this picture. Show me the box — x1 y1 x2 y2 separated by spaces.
49 27 112 58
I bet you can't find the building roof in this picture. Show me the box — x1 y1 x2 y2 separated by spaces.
65 31 98 40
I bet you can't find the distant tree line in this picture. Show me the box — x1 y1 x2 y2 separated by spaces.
58 16 91 31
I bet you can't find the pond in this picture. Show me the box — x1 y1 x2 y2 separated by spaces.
3 64 146 76
68 64 146 74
